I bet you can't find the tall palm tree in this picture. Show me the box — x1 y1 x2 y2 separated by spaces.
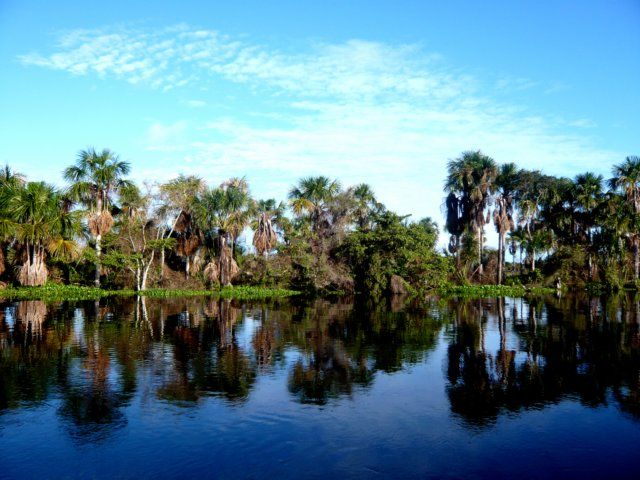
595 192 629 277
221 178 255 257
445 151 498 277
573 172 603 279
64 148 132 287
493 163 518 284
288 176 341 233
194 181 253 286
609 156 640 280
0 182 80 286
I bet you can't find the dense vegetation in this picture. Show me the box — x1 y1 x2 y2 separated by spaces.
444 151 640 291
0 148 638 296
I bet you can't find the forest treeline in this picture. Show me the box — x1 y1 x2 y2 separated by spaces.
0 148 638 294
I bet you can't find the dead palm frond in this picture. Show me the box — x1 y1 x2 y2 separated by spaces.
88 210 114 237
253 212 277 256
17 251 48 286
203 261 220 285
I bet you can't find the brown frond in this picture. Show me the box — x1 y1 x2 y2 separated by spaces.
88 210 114 237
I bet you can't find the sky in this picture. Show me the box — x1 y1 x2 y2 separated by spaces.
0 0 638 246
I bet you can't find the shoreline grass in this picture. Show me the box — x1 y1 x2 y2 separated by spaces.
0 283 561 302
0 284 301 301
436 284 556 298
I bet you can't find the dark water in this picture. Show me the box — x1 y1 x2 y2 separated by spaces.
1 295 640 479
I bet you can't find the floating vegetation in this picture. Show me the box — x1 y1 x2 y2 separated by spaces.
436 284 555 298
0 284 300 301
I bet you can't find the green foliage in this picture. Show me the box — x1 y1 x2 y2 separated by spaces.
0 284 299 301
3 151 640 298
341 211 451 296
437 284 554 298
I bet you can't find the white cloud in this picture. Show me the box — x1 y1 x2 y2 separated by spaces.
145 120 188 152
19 25 620 247
567 118 597 128
495 76 538 92
185 99 206 108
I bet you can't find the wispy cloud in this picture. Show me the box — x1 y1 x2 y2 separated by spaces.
495 76 538 92
19 24 619 242
145 120 187 151
185 99 206 108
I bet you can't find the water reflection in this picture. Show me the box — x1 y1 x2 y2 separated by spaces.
1 293 640 443
445 295 640 425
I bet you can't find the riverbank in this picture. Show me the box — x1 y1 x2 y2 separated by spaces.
436 284 556 297
0 282 562 302
0 284 301 301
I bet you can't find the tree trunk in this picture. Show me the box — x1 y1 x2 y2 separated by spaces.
185 257 190 278
477 227 484 277
95 234 102 287
219 235 227 287
140 251 155 291
497 233 504 284
160 248 165 282
634 237 640 281
135 265 141 292
531 249 536 272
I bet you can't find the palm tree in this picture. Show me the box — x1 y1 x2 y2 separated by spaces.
194 181 253 286
610 156 640 280
0 182 80 286
508 227 527 273
595 192 628 277
445 151 498 277
0 165 26 276
220 178 254 257
573 172 603 279
0 164 26 188
527 228 553 272
351 183 380 230
64 148 132 287
288 176 341 233
158 175 206 278
493 163 518 284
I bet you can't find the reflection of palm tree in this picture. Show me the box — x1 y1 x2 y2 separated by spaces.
16 301 47 338
59 329 127 441
158 299 255 403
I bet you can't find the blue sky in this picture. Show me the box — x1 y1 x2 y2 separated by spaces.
0 0 638 242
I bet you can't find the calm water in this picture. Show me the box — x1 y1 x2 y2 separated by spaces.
1 295 640 479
